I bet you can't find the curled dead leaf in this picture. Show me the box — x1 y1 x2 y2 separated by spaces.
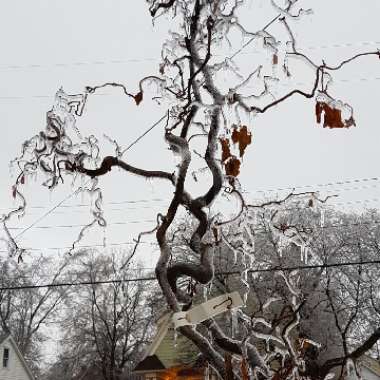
134 91 143 105
231 125 252 157
241 359 249 380
225 157 241 177
315 101 356 129
219 138 232 163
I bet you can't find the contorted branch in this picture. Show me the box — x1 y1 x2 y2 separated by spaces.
247 51 380 115
204 319 270 376
67 156 175 184
149 0 176 17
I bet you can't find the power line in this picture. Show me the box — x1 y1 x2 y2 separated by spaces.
1 40 379 72
121 113 167 155
0 57 157 71
18 186 377 217
2 259 380 291
0 240 154 254
9 219 156 231
244 176 380 195
0 220 380 255
2 176 377 213
1 215 379 255
13 114 167 241
14 189 84 240
3 74 380 101
5 198 379 232
0 198 167 212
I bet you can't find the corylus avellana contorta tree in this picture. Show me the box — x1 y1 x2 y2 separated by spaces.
6 0 380 378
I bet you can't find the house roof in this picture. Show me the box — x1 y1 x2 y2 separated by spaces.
0 333 35 380
0 332 11 345
134 355 165 372
134 309 202 374
361 355 380 376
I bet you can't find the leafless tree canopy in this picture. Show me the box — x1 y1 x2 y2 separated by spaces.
0 255 69 374
45 252 153 380
170 206 380 378
6 0 380 378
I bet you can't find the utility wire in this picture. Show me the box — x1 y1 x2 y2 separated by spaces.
9 219 156 231
2 259 380 291
1 216 380 255
14 188 378 217
120 114 167 155
0 240 153 254
2 74 380 101
1 40 379 72
13 113 167 241
3 176 378 213
14 189 83 240
5 197 380 232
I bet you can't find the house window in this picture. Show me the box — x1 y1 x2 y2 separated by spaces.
3 347 9 368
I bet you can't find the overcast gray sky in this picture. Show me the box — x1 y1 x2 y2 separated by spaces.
0 0 380 268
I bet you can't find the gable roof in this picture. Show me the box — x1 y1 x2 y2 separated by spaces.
0 333 35 380
0 332 10 345
361 355 380 376
134 354 165 372
134 312 200 373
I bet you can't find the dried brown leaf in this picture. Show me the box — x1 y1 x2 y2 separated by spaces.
224 353 234 380
315 101 356 129
225 157 241 177
315 101 323 124
134 91 143 105
231 125 252 157
220 138 232 162
241 359 249 380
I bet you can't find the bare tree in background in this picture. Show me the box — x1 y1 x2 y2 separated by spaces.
0 255 69 373
46 251 153 380
170 205 380 378
5 0 380 378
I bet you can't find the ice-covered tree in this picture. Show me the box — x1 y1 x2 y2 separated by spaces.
5 1 380 378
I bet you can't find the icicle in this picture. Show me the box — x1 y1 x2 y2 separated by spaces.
241 268 250 305
320 208 325 228
208 282 213 297
203 285 208 301
233 247 238 265
205 364 210 380
244 225 255 252
304 246 309 264
173 328 178 348
230 308 238 338
249 254 255 269
300 243 306 263
278 234 284 257
102 227 107 247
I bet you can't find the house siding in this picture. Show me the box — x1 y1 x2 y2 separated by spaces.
155 327 199 368
347 366 380 380
0 338 32 380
